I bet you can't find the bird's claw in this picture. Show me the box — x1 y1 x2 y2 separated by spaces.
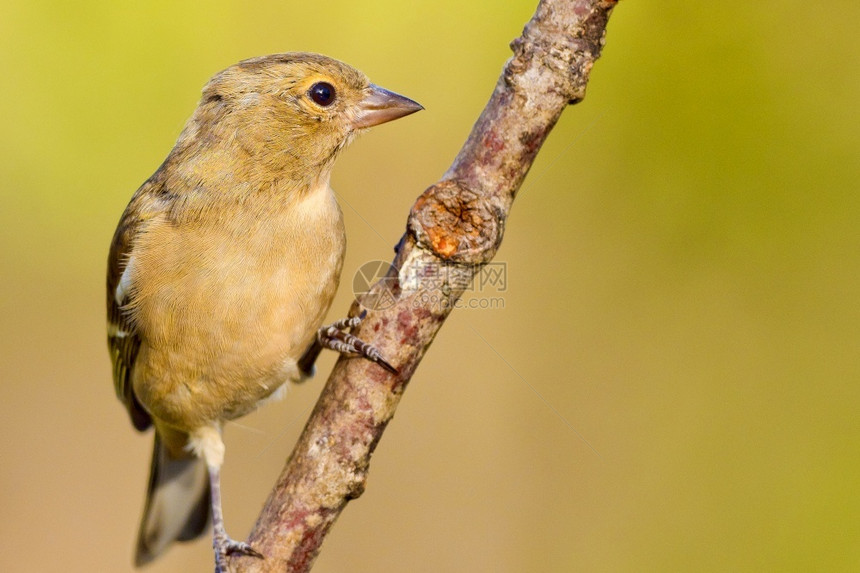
317 310 398 374
214 535 263 572
224 540 263 559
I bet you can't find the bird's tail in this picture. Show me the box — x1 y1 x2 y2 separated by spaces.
135 430 211 566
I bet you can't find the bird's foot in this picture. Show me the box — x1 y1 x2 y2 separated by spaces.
213 532 263 572
317 310 398 374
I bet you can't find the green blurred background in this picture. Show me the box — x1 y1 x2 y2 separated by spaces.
2 1 859 571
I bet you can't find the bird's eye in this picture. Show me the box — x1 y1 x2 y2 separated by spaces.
309 82 335 106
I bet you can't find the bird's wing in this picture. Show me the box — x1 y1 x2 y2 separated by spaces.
107 170 167 431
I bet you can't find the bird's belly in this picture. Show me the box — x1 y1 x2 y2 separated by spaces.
130 208 344 430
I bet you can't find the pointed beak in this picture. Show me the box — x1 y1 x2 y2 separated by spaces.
353 84 423 129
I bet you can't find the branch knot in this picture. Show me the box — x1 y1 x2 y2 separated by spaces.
408 180 504 265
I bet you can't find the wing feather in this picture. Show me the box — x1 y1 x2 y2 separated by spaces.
107 168 168 431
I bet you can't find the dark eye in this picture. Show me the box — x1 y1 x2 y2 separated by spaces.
309 82 335 106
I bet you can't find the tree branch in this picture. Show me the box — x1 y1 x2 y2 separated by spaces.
233 1 617 570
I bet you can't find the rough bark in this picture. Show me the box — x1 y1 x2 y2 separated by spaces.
232 0 617 570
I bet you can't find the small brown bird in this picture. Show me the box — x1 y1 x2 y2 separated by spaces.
107 53 421 569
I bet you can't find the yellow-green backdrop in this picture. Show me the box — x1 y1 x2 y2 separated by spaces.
1 1 858 571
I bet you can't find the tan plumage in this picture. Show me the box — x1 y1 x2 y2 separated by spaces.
107 52 421 568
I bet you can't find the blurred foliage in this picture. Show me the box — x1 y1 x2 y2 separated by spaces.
1 1 858 572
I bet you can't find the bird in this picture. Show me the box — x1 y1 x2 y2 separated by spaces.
106 52 421 570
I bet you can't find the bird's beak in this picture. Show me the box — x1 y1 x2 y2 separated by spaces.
353 84 423 129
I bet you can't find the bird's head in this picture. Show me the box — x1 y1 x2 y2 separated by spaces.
182 53 422 185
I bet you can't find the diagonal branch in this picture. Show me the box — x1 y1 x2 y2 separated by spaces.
233 0 617 570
